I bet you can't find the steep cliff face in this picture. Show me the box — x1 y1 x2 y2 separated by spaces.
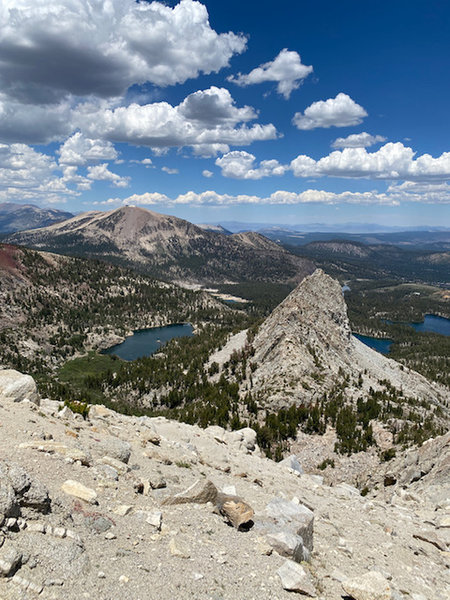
249 269 449 409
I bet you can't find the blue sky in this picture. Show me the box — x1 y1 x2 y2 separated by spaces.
0 0 449 227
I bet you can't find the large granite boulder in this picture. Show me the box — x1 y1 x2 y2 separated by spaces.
0 369 39 404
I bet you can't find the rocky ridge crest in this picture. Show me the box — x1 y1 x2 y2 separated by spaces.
249 269 448 408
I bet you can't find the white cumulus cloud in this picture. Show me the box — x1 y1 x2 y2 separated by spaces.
293 93 367 130
87 163 129 187
74 87 277 151
0 95 73 144
290 142 450 181
215 151 287 179
228 49 313 99
0 1 247 145
111 189 397 207
110 185 449 207
0 0 246 105
58 133 118 166
331 132 387 149
0 143 74 202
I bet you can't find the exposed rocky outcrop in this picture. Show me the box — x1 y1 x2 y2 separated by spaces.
0 372 448 599
369 431 450 507
248 269 448 408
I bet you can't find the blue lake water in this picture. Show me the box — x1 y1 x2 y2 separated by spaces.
102 323 194 361
384 314 450 336
355 314 450 355
354 334 393 354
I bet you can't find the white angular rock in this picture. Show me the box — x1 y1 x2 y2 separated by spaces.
227 427 257 451
277 560 316 596
437 515 450 528
162 479 218 506
0 543 22 577
61 480 98 504
342 571 392 600
58 405 74 420
279 454 303 475
0 369 39 404
335 482 360 498
114 505 133 517
99 455 130 475
140 430 161 446
169 538 190 558
266 531 309 562
146 510 162 531
266 498 314 551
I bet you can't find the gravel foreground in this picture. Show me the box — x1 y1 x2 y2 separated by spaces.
0 372 449 600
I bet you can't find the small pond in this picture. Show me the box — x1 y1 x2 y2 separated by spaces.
102 323 194 361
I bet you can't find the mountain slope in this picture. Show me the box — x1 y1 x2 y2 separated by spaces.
0 378 448 599
0 243 236 375
248 269 449 409
288 240 450 284
0 202 73 234
5 206 314 284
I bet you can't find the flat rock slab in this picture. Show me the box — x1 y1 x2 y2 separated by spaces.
277 560 316 596
162 479 218 506
98 455 129 475
19 442 91 466
61 480 98 504
342 571 392 600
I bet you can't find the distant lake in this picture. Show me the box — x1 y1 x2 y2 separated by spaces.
355 314 450 355
354 334 392 354
102 323 194 361
384 314 450 336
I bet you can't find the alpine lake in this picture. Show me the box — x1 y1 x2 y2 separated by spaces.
355 314 450 355
102 323 194 361
102 315 450 360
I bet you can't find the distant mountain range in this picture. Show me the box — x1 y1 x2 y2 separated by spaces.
215 221 450 234
291 240 450 284
5 206 314 285
0 203 73 234
253 229 450 252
